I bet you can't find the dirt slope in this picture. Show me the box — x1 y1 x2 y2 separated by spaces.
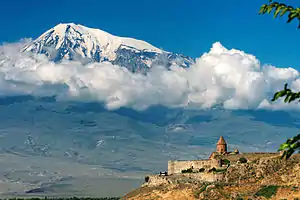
123 154 300 200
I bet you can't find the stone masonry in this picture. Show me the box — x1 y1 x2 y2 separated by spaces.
168 136 235 175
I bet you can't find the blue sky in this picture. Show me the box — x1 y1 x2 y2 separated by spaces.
1 0 299 68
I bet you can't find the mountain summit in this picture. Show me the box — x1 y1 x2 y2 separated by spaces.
22 23 194 73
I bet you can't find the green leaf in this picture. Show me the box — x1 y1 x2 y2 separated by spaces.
274 6 282 18
267 6 274 14
280 7 289 17
289 134 300 143
287 12 298 23
284 94 291 103
260 1 300 160
259 5 268 14
279 134 300 159
291 142 299 149
279 143 290 150
288 93 297 103
271 90 286 101
286 149 295 159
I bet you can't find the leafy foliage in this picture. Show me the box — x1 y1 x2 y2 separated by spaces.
221 159 230 166
259 0 300 28
199 167 205 172
239 157 247 163
279 134 300 159
181 168 193 173
255 185 279 198
271 83 300 103
215 168 227 173
208 167 217 173
270 83 300 159
260 1 300 159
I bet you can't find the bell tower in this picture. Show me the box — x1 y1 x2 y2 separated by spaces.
216 136 227 154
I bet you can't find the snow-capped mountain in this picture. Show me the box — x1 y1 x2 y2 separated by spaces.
22 23 194 73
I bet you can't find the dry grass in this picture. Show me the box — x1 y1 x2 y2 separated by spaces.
124 154 300 200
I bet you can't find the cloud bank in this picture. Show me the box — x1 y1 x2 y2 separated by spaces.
0 40 299 111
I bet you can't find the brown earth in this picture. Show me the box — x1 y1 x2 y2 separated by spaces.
122 153 300 200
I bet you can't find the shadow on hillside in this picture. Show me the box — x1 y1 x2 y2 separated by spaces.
0 95 299 130
233 109 300 129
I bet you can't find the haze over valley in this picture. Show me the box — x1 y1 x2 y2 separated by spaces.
0 22 299 197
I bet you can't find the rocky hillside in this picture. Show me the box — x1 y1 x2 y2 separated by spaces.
123 153 300 200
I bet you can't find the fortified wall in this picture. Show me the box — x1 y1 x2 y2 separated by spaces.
144 172 224 187
167 136 234 175
143 136 284 187
168 159 220 175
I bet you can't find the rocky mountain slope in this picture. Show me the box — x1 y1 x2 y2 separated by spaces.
123 153 300 200
22 23 194 73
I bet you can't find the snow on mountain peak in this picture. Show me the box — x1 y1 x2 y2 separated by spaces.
23 23 163 60
61 23 162 51
22 23 194 73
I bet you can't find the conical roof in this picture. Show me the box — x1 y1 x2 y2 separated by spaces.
217 136 226 145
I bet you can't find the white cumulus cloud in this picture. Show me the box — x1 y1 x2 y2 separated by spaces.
0 40 299 111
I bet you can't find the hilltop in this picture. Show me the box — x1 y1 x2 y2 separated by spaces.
123 153 300 200
123 137 300 200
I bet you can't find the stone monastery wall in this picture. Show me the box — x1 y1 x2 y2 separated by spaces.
168 159 220 175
